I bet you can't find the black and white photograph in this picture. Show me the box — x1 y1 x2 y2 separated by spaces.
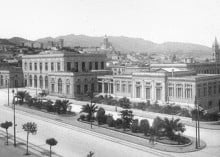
0 0 220 157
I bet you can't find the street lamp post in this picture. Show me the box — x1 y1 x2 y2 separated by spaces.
194 96 200 149
7 76 10 106
12 89 16 147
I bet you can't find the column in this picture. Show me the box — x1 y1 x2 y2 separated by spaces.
102 81 104 93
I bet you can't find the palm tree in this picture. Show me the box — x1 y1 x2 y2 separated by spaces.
22 122 37 155
81 104 98 128
0 121 12 145
152 116 164 138
120 110 133 131
54 99 69 114
87 151 95 157
46 138 58 157
163 118 185 140
16 91 29 104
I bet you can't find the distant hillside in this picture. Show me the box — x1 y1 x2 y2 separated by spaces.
8 37 31 45
37 34 212 56
1 34 212 57
0 38 15 45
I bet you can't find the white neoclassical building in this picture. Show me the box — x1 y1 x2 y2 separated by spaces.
98 68 220 113
22 50 111 98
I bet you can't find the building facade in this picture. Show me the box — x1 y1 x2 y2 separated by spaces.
98 69 220 113
22 50 111 98
0 65 23 89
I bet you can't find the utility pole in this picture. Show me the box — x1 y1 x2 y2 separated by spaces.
12 89 16 147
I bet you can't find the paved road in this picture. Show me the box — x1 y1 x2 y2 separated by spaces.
0 88 220 157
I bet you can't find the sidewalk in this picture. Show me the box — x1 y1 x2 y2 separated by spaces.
45 95 220 130
0 131 39 157
5 104 206 154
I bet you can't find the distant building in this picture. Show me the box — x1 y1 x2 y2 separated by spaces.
0 65 23 88
212 37 220 63
98 69 220 113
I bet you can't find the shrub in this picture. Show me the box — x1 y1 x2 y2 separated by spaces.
46 104 54 112
114 118 123 129
140 119 150 135
134 102 147 110
80 114 86 121
202 113 219 121
96 107 106 125
120 110 133 130
152 117 165 137
179 108 191 117
130 119 139 133
119 97 131 109
106 115 115 127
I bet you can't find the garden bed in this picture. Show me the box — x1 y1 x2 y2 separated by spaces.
78 118 191 146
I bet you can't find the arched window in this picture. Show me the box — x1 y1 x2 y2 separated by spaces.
34 75 37 88
58 78 62 94
51 78 55 93
29 75 32 87
66 79 70 94
45 76 48 89
0 75 3 86
39 75 43 88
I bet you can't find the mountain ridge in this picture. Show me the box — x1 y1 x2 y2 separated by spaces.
1 34 212 57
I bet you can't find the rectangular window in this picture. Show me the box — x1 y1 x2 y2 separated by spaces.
101 61 104 69
84 84 88 93
208 86 212 96
213 83 217 94
136 86 141 98
45 63 48 71
67 62 71 71
197 88 201 98
39 62 42 71
156 88 161 100
95 62 98 70
146 88 151 99
89 62 92 70
57 62 60 71
82 62 86 72
51 84 55 93
116 83 120 92
204 86 207 96
34 63 37 71
51 62 54 71
29 63 32 70
75 62 78 72
77 85 81 94
91 83 95 92
24 62 27 70
122 83 126 92
128 84 132 93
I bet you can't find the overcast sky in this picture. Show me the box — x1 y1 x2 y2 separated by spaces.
0 0 220 46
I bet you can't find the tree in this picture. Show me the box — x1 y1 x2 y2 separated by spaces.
119 97 131 109
163 118 185 140
140 119 150 135
130 119 139 133
120 110 133 131
0 121 12 145
22 122 37 155
152 117 164 138
96 107 106 125
87 151 94 157
16 91 29 104
46 138 58 157
54 99 69 114
80 104 98 128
